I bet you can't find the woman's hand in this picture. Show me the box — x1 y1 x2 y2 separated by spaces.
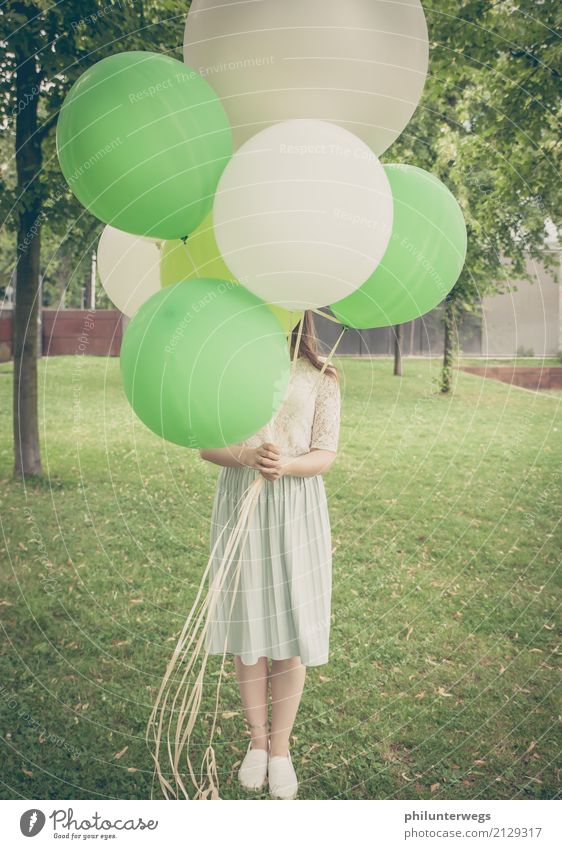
260 463 285 481
244 442 284 480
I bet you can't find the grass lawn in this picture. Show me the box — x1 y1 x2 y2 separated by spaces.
0 355 560 800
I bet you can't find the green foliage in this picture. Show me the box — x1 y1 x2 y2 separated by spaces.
390 0 561 314
0 0 185 301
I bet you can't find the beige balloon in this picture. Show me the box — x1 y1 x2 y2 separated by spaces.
213 120 393 310
183 0 428 155
97 225 162 317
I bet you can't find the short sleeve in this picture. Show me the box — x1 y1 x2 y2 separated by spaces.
310 372 341 452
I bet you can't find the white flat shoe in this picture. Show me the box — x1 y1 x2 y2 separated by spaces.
238 742 268 790
268 751 298 800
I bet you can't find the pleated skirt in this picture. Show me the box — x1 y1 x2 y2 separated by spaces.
205 465 332 667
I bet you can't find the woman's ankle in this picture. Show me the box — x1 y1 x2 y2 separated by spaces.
269 742 289 758
249 722 269 751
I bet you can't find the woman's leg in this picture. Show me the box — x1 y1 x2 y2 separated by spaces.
269 656 306 758
235 655 269 751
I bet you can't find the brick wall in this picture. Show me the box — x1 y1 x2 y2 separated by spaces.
0 309 123 361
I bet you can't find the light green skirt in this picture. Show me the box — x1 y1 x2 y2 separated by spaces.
205 465 332 667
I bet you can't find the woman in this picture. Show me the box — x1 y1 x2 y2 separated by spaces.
199 311 341 799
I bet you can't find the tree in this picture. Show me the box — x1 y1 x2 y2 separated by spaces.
0 0 181 476
0 106 99 310
388 0 561 391
393 324 403 377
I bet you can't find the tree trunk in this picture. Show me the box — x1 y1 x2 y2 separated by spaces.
440 298 457 394
393 324 403 376
55 252 72 309
13 45 42 477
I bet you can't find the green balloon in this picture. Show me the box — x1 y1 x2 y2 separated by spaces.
330 165 467 329
120 278 290 448
56 51 232 240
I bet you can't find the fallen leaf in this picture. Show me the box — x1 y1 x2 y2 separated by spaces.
114 746 128 760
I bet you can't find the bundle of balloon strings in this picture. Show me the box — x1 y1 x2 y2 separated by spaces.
146 317 346 800
146 473 264 799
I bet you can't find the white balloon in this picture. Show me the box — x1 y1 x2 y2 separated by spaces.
183 0 428 155
97 225 161 317
213 119 393 310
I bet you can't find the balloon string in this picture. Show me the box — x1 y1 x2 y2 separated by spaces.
199 480 262 796
311 308 345 326
149 476 262 800
159 475 262 799
180 235 205 279
291 313 304 379
176 477 262 800
146 475 252 794
146 474 264 800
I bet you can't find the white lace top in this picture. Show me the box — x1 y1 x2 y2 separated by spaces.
241 356 341 458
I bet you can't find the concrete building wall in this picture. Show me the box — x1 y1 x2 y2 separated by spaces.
481 252 561 357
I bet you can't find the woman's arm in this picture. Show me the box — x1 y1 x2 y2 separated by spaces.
199 442 281 472
260 448 337 481
199 444 248 468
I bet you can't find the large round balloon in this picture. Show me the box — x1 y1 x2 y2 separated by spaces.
57 51 232 239
330 165 468 329
159 215 304 334
183 0 428 155
212 119 393 310
120 278 291 448
97 225 161 317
